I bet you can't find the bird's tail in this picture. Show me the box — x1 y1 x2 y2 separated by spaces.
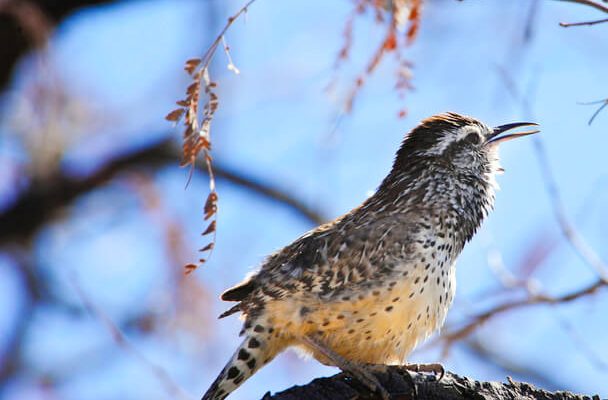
202 334 275 400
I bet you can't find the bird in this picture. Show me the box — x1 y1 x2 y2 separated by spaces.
202 112 539 400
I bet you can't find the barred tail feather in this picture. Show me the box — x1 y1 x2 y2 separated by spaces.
202 335 273 400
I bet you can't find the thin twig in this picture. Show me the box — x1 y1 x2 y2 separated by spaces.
560 17 608 26
199 0 257 71
531 137 608 281
441 278 606 349
551 312 608 370
496 67 608 282
555 0 608 14
578 98 608 125
69 274 194 400
555 0 608 26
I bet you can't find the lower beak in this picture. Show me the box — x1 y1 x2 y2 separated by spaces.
487 122 540 145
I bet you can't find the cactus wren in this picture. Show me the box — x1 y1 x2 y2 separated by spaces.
202 112 539 399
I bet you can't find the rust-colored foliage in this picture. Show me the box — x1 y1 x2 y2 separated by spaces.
340 0 423 115
166 57 219 274
167 0 255 273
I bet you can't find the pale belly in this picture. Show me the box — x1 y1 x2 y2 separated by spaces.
267 262 457 365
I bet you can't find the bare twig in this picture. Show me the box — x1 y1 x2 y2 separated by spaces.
0 254 39 385
554 0 608 14
441 278 606 350
69 274 194 400
551 312 608 370
531 136 608 281
496 68 608 282
555 0 608 26
579 98 608 125
560 17 608 26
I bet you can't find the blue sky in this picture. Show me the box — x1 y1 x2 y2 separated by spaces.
1 0 607 399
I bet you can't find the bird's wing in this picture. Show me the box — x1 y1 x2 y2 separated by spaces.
219 214 412 318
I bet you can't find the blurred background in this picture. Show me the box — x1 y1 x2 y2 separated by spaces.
0 0 607 399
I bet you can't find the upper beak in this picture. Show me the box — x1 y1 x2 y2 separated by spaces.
487 122 540 145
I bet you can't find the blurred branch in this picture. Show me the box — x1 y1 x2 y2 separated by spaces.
497 67 608 282
0 0 118 90
0 137 327 244
551 312 608 371
262 368 593 400
214 164 327 225
560 17 608 26
555 0 608 14
440 278 606 349
530 134 608 281
69 274 194 400
0 255 37 387
555 0 608 26
579 98 608 125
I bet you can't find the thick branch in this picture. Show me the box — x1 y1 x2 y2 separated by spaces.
0 137 327 244
0 0 118 90
262 368 594 400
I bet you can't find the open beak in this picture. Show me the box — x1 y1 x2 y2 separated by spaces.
486 122 540 145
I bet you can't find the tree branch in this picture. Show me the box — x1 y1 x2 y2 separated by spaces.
440 278 606 347
560 17 608 27
555 0 608 27
0 137 327 244
261 368 595 400
555 0 608 14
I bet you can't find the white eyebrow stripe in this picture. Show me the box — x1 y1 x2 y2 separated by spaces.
425 126 479 155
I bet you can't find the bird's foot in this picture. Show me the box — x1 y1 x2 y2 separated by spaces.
342 363 392 400
404 362 445 381
301 335 393 399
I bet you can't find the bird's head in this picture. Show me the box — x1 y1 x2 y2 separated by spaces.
393 112 539 177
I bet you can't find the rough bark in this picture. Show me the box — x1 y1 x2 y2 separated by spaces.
261 368 601 400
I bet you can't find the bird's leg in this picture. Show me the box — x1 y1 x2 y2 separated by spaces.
302 335 391 400
404 362 444 381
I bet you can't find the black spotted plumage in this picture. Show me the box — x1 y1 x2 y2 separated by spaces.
203 112 539 400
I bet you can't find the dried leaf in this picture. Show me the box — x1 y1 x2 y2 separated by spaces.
187 82 199 95
165 108 185 122
406 0 422 45
199 243 215 252
383 31 397 51
204 192 218 220
184 263 197 274
184 58 201 75
202 220 216 236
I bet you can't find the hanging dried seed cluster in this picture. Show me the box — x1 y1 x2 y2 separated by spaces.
165 0 256 274
337 0 423 116
166 59 218 274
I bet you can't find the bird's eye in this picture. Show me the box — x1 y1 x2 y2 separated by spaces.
464 132 481 145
